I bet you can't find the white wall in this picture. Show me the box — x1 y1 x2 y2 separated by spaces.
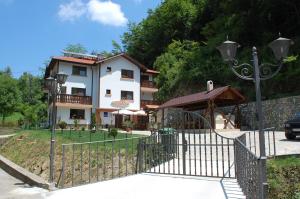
100 112 115 125
58 62 93 96
56 107 91 125
99 57 141 110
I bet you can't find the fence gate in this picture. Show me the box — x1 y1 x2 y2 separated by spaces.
138 111 236 178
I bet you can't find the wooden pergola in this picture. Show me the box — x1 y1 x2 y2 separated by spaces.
159 86 246 129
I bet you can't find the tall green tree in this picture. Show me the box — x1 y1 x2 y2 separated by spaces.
0 74 21 123
122 0 300 101
17 72 47 127
64 43 87 54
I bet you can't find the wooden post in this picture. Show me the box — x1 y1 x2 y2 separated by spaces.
209 100 215 129
162 108 165 129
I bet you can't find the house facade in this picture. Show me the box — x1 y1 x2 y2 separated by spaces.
45 52 159 129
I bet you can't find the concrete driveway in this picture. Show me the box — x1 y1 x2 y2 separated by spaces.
46 174 245 199
0 169 48 199
273 131 300 155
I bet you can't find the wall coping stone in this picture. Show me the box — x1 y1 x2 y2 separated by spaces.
0 154 51 190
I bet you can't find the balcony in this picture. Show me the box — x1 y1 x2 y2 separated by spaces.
141 80 158 92
141 80 156 88
56 94 92 108
141 100 160 108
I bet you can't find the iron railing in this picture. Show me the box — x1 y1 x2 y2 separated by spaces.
235 134 261 199
245 127 276 157
57 136 144 188
138 131 236 178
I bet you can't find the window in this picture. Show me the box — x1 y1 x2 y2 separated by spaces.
106 89 111 95
72 66 87 76
103 112 108 117
121 91 133 100
141 75 149 81
70 109 85 119
106 67 112 72
71 88 86 96
60 86 66 94
121 69 134 79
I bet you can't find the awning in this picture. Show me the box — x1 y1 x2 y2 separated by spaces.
112 109 135 115
133 110 147 116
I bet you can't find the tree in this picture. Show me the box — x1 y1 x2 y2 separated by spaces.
0 66 12 76
111 40 123 55
64 43 87 54
122 0 300 100
18 73 44 105
0 74 21 124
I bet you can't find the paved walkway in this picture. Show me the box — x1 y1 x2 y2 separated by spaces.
0 169 48 199
46 174 245 199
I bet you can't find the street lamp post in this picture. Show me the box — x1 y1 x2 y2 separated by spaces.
217 35 293 199
45 72 68 184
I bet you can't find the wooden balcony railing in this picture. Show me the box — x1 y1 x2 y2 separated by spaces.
56 94 92 105
141 80 157 88
141 100 159 107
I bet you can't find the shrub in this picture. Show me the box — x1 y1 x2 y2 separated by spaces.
108 128 118 139
123 120 134 129
90 113 96 130
17 118 25 127
267 156 300 199
73 119 79 130
81 126 85 131
58 121 67 132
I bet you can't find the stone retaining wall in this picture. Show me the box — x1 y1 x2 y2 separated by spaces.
222 95 300 131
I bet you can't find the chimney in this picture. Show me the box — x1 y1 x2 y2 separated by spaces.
207 80 213 92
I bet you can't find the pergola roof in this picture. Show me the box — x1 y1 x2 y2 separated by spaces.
159 86 246 110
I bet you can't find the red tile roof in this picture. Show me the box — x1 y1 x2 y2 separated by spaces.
53 56 96 65
45 53 159 78
159 86 245 109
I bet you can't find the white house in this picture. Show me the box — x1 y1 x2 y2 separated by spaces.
45 52 159 130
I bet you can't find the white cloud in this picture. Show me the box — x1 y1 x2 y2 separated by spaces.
58 0 128 27
87 0 128 27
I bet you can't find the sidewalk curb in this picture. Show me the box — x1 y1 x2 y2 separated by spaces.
0 154 51 190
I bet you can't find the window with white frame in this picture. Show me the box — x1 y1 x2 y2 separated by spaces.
121 91 133 100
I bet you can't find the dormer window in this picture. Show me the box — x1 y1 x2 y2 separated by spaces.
121 69 134 79
72 66 87 76
106 67 112 72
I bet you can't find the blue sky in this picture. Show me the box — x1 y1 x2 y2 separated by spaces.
0 0 161 77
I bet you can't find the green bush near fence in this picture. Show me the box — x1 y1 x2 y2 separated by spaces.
267 156 300 199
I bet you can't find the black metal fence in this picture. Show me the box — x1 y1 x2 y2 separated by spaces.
244 127 276 157
235 134 261 199
138 131 236 178
57 136 143 188
234 127 276 199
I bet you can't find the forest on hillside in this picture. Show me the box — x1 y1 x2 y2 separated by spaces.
121 0 300 101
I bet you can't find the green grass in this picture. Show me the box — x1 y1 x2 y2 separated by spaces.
0 129 145 186
268 156 300 199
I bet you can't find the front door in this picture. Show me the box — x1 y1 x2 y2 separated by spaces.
115 115 123 128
